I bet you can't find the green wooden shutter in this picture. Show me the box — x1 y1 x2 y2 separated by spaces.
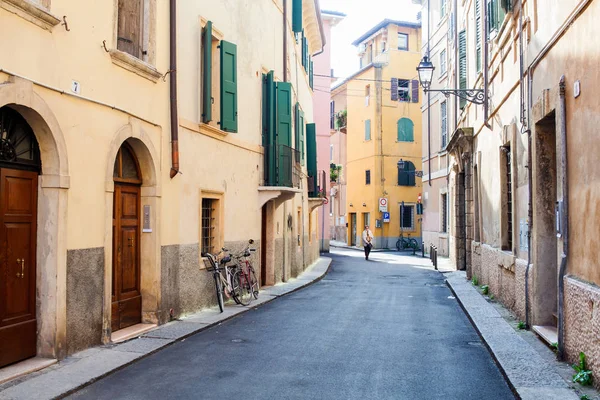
292 0 303 33
301 34 307 69
276 82 293 186
397 118 414 142
262 71 276 185
202 22 212 123
365 119 371 141
220 40 238 132
300 109 305 165
458 30 467 109
276 82 292 147
294 103 300 151
306 123 317 196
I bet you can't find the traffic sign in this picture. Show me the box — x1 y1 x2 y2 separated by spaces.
383 212 390 222
379 197 388 212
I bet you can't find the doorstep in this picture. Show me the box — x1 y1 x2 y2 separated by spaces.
0 358 57 385
111 323 158 343
532 325 558 347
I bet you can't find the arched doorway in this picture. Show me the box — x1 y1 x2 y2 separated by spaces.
0 106 41 368
111 143 142 332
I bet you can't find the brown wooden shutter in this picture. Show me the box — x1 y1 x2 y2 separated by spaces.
411 80 419 103
117 0 143 58
391 78 398 101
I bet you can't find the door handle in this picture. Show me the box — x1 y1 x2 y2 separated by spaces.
16 258 24 278
128 237 135 247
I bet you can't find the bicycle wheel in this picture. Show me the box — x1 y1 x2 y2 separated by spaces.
248 266 259 299
232 270 252 306
213 272 224 313
409 238 418 250
396 239 401 251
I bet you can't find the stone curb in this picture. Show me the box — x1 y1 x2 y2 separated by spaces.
0 257 332 400
445 271 579 400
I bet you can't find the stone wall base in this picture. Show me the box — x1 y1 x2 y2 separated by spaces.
564 276 600 390
471 242 530 322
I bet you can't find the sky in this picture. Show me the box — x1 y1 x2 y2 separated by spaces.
320 0 421 82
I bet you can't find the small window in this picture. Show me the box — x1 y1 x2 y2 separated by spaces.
365 119 371 141
201 198 215 255
398 161 416 186
440 0 447 17
117 0 145 59
330 145 334 162
440 49 447 76
330 101 335 129
441 193 448 233
297 208 302 246
397 118 414 142
398 33 409 51
365 170 371 185
400 204 415 230
501 145 513 251
441 101 448 148
363 213 371 229
398 79 410 102
365 85 370 106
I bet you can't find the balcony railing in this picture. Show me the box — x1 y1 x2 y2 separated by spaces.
263 144 300 188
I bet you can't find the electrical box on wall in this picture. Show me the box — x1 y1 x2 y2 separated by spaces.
375 219 382 228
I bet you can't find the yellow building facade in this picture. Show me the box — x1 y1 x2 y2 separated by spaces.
333 20 423 249
0 0 324 372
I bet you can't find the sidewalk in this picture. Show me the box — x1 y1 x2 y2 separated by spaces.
0 258 332 400
330 239 398 252
446 271 580 400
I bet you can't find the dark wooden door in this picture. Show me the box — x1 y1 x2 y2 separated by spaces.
0 169 38 368
111 183 142 332
261 204 267 286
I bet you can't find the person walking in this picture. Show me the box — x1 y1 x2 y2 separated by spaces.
362 225 374 261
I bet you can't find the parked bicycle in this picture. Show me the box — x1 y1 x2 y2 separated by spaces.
202 248 243 312
231 239 259 306
396 233 419 253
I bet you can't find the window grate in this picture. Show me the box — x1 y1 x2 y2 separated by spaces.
506 148 513 250
201 198 215 255
441 194 448 233
401 205 415 230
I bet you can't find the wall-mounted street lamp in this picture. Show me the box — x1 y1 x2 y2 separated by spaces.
416 56 485 105
397 159 424 178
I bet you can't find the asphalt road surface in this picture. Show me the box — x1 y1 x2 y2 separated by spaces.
69 248 515 400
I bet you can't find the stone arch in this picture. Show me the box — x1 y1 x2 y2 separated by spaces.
0 76 70 360
102 123 162 342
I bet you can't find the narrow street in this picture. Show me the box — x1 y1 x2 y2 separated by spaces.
68 249 514 400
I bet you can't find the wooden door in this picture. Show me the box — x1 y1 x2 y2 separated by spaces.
350 213 357 246
0 169 38 368
111 183 142 332
261 204 267 286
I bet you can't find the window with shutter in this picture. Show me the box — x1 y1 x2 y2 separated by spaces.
365 170 371 185
220 40 238 132
365 119 371 141
397 118 414 142
202 22 213 123
262 72 276 185
292 0 303 33
306 123 318 195
302 34 307 69
398 161 416 186
294 103 305 165
458 30 467 109
277 82 292 147
309 59 314 89
397 33 408 50
440 49 447 75
117 0 143 58
398 79 410 102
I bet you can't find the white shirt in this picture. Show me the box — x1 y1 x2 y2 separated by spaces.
362 229 374 247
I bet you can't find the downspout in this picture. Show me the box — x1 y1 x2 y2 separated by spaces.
169 0 179 178
427 0 431 187
283 0 287 82
482 0 491 129
450 0 457 185
557 75 568 360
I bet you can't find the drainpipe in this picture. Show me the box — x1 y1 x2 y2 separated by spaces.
557 75 568 360
283 0 287 82
169 0 179 178
427 0 431 187
482 0 491 129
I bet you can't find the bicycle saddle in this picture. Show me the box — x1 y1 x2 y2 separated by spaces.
221 256 232 264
